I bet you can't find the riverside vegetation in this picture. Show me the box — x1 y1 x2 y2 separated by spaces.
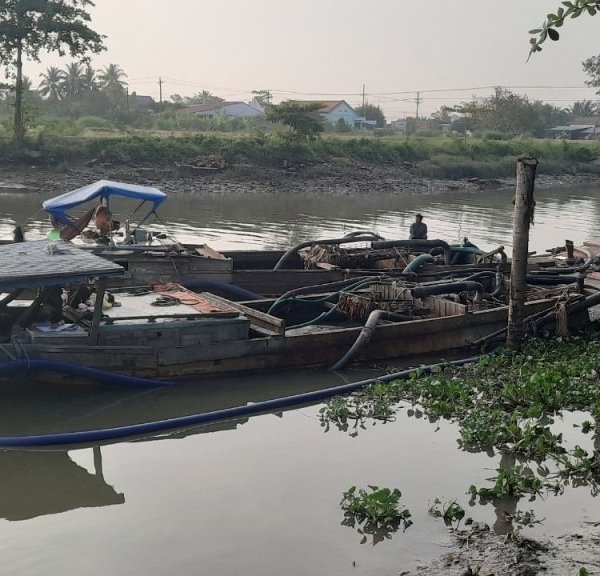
3 129 600 181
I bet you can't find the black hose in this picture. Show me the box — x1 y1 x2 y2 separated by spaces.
411 281 484 299
331 310 412 370
463 271 496 282
371 239 452 265
0 354 485 447
273 233 384 270
525 274 578 286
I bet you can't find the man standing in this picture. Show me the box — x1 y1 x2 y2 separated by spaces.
409 213 428 239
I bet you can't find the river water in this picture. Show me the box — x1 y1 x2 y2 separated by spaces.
0 181 599 575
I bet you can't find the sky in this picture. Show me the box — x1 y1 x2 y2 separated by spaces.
26 0 600 119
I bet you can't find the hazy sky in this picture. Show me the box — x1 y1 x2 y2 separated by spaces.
27 0 600 119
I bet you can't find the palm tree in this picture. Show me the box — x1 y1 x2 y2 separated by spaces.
97 63 127 93
566 100 598 120
61 62 86 99
38 66 65 102
81 66 98 93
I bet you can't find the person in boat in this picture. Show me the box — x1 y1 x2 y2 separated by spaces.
93 205 120 237
409 213 427 240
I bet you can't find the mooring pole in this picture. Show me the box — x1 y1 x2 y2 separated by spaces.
506 157 538 351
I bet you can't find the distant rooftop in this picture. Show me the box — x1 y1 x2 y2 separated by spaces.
287 100 349 113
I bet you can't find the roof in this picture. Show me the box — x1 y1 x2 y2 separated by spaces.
42 180 167 227
0 241 124 291
548 124 596 131
288 100 351 113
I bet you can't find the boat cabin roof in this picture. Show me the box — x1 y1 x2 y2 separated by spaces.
0 240 124 291
42 180 167 214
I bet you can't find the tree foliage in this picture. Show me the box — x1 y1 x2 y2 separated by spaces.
446 88 568 135
355 104 386 127
251 89 273 108
0 0 105 144
529 0 600 58
582 54 600 93
566 99 598 118
186 90 224 105
266 101 324 140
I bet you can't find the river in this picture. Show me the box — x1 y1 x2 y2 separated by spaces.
0 181 599 575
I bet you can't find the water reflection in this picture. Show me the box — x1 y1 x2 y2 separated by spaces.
3 184 600 254
0 367 367 438
0 447 123 521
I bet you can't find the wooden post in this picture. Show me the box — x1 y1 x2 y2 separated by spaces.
88 278 107 345
506 157 538 351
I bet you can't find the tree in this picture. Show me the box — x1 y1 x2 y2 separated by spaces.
355 103 386 127
529 0 600 58
0 0 105 145
484 88 539 134
97 63 127 100
81 65 97 92
448 100 491 132
251 89 273 108
61 62 86 99
566 99 598 118
582 54 600 93
187 90 224 105
266 101 324 140
38 66 65 102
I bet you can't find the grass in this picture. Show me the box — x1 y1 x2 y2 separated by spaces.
1 126 599 180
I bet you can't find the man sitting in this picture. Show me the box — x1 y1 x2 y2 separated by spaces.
409 213 428 240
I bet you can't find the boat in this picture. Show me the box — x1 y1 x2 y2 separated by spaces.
33 180 509 296
0 240 589 382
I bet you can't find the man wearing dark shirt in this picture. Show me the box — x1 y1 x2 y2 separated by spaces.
409 213 427 239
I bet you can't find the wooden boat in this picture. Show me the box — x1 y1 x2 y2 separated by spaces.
33 180 509 296
0 240 584 382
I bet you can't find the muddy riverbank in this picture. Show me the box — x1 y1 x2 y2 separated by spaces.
411 521 600 575
0 162 598 197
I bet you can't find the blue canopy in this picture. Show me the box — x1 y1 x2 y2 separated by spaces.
43 180 167 226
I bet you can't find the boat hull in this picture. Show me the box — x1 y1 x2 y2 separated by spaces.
11 298 561 380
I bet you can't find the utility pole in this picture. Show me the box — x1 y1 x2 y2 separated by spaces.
158 77 163 104
361 84 366 129
415 91 421 120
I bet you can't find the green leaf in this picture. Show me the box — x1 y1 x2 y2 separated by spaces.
547 28 560 40
528 28 543 33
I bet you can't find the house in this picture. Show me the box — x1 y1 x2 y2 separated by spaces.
182 101 264 119
291 100 363 127
546 124 599 140
131 94 156 108
546 118 600 140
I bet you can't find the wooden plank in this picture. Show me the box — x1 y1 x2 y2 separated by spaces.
200 292 285 335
